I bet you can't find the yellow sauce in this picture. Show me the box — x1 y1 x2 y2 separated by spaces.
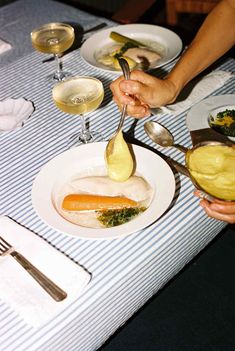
105 130 134 182
113 56 136 70
187 145 235 201
98 54 136 71
212 115 234 126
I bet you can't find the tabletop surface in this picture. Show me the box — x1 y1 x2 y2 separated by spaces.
0 1 234 350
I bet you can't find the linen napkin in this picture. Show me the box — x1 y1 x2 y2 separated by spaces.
0 98 34 132
0 216 91 328
156 70 233 115
0 38 12 54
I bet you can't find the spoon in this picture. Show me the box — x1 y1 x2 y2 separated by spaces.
145 121 231 202
105 57 130 156
144 121 188 153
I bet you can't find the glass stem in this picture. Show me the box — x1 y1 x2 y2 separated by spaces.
54 54 64 81
80 114 90 143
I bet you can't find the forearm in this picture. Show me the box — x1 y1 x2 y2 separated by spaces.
167 0 235 97
109 0 235 117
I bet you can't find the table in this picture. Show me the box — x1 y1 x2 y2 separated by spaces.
0 1 233 350
0 0 114 66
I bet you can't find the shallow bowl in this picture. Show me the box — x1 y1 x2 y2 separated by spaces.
0 97 34 131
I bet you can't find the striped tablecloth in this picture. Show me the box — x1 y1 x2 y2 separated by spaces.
0 4 234 350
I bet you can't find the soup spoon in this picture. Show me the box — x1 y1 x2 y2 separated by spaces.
144 121 188 153
105 58 130 156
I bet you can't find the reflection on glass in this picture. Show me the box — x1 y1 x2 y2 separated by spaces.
52 76 104 147
31 22 75 85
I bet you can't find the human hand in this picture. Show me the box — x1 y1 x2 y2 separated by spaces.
195 190 235 224
110 70 178 118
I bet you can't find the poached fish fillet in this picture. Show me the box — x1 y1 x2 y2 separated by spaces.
54 175 154 228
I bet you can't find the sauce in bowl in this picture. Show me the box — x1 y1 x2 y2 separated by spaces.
186 143 235 201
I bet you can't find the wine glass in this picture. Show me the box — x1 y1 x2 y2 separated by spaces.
52 76 104 147
31 22 75 85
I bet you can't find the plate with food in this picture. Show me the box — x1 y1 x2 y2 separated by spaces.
32 142 175 239
186 94 235 142
80 24 183 73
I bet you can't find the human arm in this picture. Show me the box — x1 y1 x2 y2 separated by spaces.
195 190 235 224
167 0 235 93
110 0 235 118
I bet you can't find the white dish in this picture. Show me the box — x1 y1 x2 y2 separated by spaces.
80 24 183 74
0 97 34 132
32 142 175 240
186 94 235 141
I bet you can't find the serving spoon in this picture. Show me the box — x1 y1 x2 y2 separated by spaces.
144 121 188 153
144 121 234 200
105 57 130 157
144 121 231 201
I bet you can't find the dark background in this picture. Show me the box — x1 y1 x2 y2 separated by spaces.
0 0 211 46
1 0 234 57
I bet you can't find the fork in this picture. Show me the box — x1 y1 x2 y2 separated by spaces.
0 236 67 301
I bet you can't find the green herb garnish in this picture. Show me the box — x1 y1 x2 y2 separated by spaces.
209 109 235 136
97 207 146 227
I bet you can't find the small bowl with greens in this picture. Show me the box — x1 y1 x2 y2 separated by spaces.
208 105 235 140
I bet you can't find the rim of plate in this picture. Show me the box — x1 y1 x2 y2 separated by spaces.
186 94 235 132
31 142 176 240
80 23 183 74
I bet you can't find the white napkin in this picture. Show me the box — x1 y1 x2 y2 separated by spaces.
0 98 34 132
0 216 91 328
157 70 233 115
0 38 12 54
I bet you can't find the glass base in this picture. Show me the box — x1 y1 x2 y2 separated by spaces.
46 71 73 88
67 130 104 148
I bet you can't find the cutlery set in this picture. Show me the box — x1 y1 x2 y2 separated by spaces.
0 236 67 301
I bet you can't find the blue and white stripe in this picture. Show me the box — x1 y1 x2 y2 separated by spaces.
0 37 233 351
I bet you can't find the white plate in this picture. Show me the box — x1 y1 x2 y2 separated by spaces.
186 94 235 141
80 24 183 74
32 142 175 240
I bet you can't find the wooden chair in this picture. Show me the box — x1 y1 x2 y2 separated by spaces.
166 0 219 25
111 0 219 26
111 0 156 23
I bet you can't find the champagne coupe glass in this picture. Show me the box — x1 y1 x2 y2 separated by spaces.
31 22 75 85
52 76 104 147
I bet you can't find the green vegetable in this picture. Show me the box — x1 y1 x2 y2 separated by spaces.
97 207 146 227
110 31 144 46
209 109 235 136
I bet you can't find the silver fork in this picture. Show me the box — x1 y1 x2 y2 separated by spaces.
0 236 67 302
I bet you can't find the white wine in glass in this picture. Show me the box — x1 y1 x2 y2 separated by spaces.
52 76 104 146
31 22 75 85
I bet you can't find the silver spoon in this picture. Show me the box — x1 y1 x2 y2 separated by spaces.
145 123 222 201
105 58 130 156
144 121 188 153
113 57 130 134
